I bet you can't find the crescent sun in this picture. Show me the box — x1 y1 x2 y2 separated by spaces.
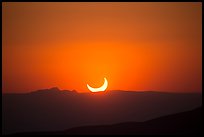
87 78 108 92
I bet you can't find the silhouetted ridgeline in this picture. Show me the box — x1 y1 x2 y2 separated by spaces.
2 87 202 135
13 107 202 135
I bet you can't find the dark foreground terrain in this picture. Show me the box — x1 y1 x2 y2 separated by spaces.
2 87 202 134
14 107 202 135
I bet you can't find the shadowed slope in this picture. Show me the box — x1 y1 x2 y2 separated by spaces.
13 107 202 135
2 87 202 135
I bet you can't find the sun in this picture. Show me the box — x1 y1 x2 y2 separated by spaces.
87 78 108 92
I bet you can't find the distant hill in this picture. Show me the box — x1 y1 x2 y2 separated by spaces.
2 87 202 135
14 107 202 135
29 87 77 95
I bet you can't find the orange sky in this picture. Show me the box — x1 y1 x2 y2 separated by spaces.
2 2 202 93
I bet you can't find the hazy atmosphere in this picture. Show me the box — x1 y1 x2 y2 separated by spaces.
2 2 202 93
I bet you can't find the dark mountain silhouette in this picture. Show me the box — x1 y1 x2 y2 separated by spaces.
2 87 202 135
29 87 61 94
13 107 202 135
29 87 77 95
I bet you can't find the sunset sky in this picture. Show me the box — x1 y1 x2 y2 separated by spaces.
2 2 202 93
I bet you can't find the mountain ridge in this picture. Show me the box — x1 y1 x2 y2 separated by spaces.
12 107 202 135
2 87 202 135
3 87 202 95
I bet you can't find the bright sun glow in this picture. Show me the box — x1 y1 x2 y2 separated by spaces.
87 78 108 92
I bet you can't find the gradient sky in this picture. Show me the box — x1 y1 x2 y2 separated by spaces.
2 2 202 93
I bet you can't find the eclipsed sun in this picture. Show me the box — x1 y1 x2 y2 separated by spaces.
87 78 108 92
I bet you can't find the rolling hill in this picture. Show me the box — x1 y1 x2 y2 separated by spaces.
2 87 202 135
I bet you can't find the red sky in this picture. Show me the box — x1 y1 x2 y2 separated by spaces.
2 2 202 93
